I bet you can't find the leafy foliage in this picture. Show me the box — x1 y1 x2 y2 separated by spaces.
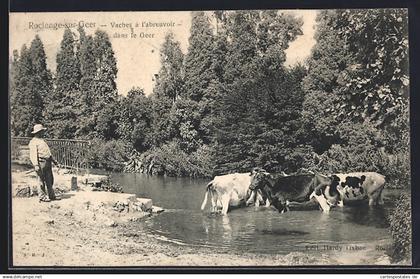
45 28 82 138
152 32 184 102
76 27 98 138
215 11 305 174
86 139 131 171
336 9 409 127
11 39 51 136
139 141 214 177
116 87 153 152
388 193 412 262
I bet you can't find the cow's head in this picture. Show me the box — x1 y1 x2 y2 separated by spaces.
329 175 341 189
248 169 289 213
249 169 269 191
246 169 271 206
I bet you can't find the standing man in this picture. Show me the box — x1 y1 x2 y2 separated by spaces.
28 124 59 202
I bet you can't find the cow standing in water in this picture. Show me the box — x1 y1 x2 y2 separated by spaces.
330 172 385 206
308 172 386 212
248 170 386 213
246 171 323 213
200 172 264 215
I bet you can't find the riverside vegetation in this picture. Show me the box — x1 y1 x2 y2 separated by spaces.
10 10 410 262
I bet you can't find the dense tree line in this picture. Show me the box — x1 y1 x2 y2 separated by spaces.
11 10 410 188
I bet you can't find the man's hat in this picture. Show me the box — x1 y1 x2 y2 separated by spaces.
31 124 47 134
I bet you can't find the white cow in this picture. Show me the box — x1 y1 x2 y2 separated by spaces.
201 172 259 215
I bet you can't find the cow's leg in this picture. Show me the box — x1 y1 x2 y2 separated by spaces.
368 190 377 206
371 185 385 206
368 181 385 206
255 195 260 207
368 197 375 206
265 199 271 208
310 191 330 213
378 187 385 205
220 194 230 215
217 195 223 211
246 190 256 206
201 190 209 211
210 190 217 213
336 187 345 207
255 190 264 207
368 189 377 206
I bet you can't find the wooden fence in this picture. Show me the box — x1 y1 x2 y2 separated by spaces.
11 137 91 170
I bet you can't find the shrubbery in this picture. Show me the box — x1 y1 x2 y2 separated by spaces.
388 193 412 263
137 141 214 178
86 139 131 171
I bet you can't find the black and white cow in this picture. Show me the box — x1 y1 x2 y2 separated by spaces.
246 171 324 213
310 172 386 212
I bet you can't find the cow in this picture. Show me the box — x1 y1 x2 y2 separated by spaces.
329 172 385 206
246 171 329 213
308 172 386 212
200 172 263 215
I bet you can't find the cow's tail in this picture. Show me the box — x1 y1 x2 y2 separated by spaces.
201 181 213 210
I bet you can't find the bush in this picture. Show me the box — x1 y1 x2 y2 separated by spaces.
139 141 214 178
86 139 131 172
317 144 383 173
377 149 410 189
388 193 412 263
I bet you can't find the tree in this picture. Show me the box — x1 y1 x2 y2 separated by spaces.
153 32 184 102
301 10 354 153
76 27 97 138
336 9 409 132
181 11 221 148
215 10 305 174
89 30 119 139
92 30 118 105
148 32 184 147
29 35 53 107
11 44 44 136
183 11 216 102
45 28 82 138
117 87 153 152
9 50 19 135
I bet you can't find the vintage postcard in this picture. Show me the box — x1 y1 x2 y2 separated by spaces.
9 9 411 267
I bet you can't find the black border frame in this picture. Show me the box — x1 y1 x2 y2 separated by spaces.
3 0 420 274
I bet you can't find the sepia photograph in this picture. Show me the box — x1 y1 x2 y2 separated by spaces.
9 9 411 267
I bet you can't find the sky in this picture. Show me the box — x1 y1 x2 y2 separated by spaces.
10 10 318 96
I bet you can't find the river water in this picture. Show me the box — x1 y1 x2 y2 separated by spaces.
110 172 396 258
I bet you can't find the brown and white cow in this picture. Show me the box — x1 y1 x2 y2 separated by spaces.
310 172 386 212
200 172 263 215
